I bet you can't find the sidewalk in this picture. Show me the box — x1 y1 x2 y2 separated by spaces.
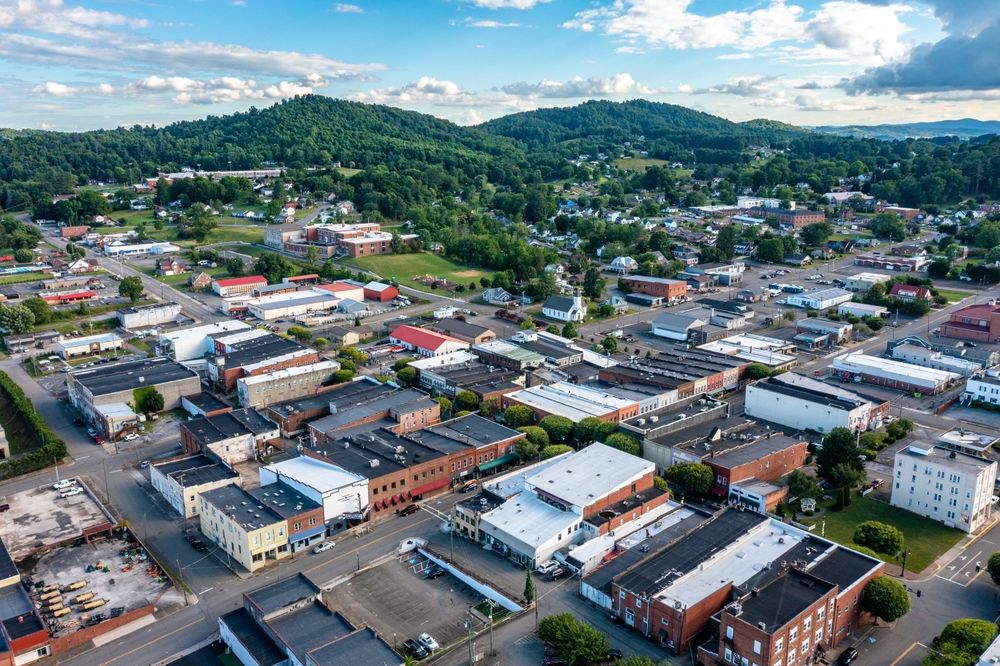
899 514 999 582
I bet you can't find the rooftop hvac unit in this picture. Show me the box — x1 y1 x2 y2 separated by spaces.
369 459 380 468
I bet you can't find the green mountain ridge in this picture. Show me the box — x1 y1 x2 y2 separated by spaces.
813 118 1000 140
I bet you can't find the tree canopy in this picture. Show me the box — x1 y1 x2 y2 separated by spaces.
861 576 910 623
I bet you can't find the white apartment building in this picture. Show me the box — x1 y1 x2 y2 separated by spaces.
744 374 881 434
891 443 997 533
890 343 981 378
963 373 1000 406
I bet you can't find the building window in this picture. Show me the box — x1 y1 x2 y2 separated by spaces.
775 638 784 655
725 625 734 639
753 640 761 655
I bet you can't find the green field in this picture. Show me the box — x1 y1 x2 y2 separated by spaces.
934 288 973 304
801 495 964 573
336 167 362 178
0 272 47 285
345 252 491 292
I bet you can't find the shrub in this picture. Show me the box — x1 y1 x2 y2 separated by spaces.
0 371 68 480
853 521 904 556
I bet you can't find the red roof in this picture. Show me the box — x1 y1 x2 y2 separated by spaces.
213 275 267 288
950 304 1000 319
285 274 319 282
315 282 360 293
889 283 931 298
390 325 463 352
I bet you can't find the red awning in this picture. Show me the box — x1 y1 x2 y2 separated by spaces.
380 499 389 509
410 476 450 498
390 495 398 505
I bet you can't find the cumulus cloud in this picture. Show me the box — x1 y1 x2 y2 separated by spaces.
0 0 149 40
467 19 520 28
690 76 781 97
561 0 803 50
334 3 364 13
33 73 326 104
350 77 485 107
843 2 1000 94
498 73 657 97
465 0 549 8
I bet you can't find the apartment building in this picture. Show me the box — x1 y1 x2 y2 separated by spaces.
236 360 340 408
200 485 290 572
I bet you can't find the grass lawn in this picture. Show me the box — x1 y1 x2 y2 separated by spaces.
934 287 973 304
200 225 263 245
345 253 492 292
0 387 42 454
830 231 873 241
336 167 362 178
0 272 47 285
801 495 963 573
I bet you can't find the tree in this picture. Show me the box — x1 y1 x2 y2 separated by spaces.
799 221 833 248
338 346 368 364
540 444 573 460
927 619 1000 666
853 521 905 556
13 248 33 263
665 462 713 496
583 267 605 299
604 432 641 456
435 396 452 416
816 427 866 486
869 213 906 241
331 369 355 383
287 325 312 341
561 322 578 339
225 257 245 276
539 415 574 444
744 363 773 380
861 576 910 623
988 553 1000 585
716 224 739 259
786 470 822 499
519 314 535 330
479 397 500 418
757 238 785 263
255 251 295 284
395 366 417 386
313 337 329 350
22 297 52 325
523 569 535 605
617 658 657 666
537 613 609 666
118 275 144 303
601 335 618 354
137 388 164 414
927 259 950 279
503 405 534 428
0 305 35 334
454 390 479 412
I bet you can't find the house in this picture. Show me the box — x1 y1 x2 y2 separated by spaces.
482 287 514 305
891 444 997 533
784 253 812 266
606 256 639 274
157 258 188 276
389 325 470 357
542 292 586 323
602 296 629 314
188 271 213 290
940 303 1000 343
889 283 932 302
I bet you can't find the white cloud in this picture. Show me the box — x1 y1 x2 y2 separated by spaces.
805 2 912 63
562 0 803 50
33 81 72 96
467 19 521 28
499 73 657 97
690 76 781 97
33 74 327 105
464 0 549 8
0 0 149 40
716 52 754 60
334 3 364 13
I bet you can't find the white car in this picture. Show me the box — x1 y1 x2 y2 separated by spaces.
52 479 76 491
59 487 84 499
312 541 336 554
536 559 560 575
418 633 439 652
123 433 140 442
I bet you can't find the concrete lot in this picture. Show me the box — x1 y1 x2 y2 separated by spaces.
26 537 182 636
0 482 111 560
325 556 485 652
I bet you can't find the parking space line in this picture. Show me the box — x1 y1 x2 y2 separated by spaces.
889 641 919 666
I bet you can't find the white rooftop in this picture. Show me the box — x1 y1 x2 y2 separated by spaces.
262 455 365 493
484 453 571 499
479 490 580 556
525 442 653 509
160 321 249 344
507 382 638 421
408 350 477 371
241 349 316 374
57 332 122 347
832 352 960 385
214 329 271 346
238 360 339 387
95 401 136 418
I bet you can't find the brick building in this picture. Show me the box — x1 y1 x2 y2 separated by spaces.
307 387 441 444
598 347 747 405
754 208 825 228
262 378 395 437
940 303 1000 343
207 334 319 393
619 275 688 302
180 408 280 464
236 360 340 408
212 275 268 297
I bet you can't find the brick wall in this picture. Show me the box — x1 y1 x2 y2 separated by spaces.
50 605 154 654
707 440 809 497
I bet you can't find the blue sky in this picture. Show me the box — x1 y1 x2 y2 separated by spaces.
1 0 998 130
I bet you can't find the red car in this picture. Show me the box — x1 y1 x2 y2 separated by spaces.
94 435 104 445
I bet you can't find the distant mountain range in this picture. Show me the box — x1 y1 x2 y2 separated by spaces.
812 118 1000 140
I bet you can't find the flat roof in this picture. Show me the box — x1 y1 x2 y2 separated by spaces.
310 387 431 433
418 414 521 449
161 321 250 345
182 392 230 413
70 356 198 396
473 340 546 364
507 382 637 421
737 569 835 632
480 490 580 554
527 442 653 508
252 292 339 312
432 318 492 339
263 456 365 493
807 545 883 591
57 332 122 347
896 444 997 472
750 376 872 411
202 485 285 530
184 408 276 445
154 455 239 487
311 429 448 479
709 432 805 469
833 353 959 384
245 573 320 616
0 540 16 584
215 335 304 369
238 360 339 387
306 626 401 666
267 602 353 664
248 481 322 520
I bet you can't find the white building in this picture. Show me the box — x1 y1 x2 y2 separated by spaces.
504 381 637 422
745 374 884 434
118 301 182 330
784 287 854 310
698 333 797 369
55 332 124 359
260 456 369 528
245 289 341 321
149 455 241 518
844 272 892 292
963 373 1000 406
831 352 960 395
158 321 250 362
837 302 888 319
737 196 784 209
890 343 981 378
541 292 586 323
103 241 180 256
236 360 340 408
891 443 997 533
606 256 639 274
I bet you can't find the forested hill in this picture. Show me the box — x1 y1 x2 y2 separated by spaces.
0 95 523 189
813 118 1000 141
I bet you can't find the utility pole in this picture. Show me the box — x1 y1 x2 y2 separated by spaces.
176 558 189 606
900 548 911 576
449 511 455 561
488 604 494 657
466 614 474 666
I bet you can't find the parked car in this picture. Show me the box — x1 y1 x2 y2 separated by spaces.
417 633 439 653
86 427 97 437
398 504 420 516
312 541 336 554
424 565 446 579
458 482 478 494
605 649 623 661
190 539 208 552
94 436 104 445
123 433 140 442
545 567 568 581
543 657 566 666
52 479 76 491
838 647 859 664
139 460 150 469
59 487 83 499
536 560 560 575
401 639 428 659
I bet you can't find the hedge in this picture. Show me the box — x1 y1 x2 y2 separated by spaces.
0 371 68 480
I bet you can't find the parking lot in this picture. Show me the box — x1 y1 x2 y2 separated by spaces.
0 480 112 560
324 555 486 654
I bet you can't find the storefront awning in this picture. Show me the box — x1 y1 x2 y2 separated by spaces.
410 476 450 497
477 453 518 474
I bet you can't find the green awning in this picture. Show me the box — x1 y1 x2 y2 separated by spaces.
477 453 518 474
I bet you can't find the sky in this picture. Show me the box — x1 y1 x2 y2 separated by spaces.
1 0 999 131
